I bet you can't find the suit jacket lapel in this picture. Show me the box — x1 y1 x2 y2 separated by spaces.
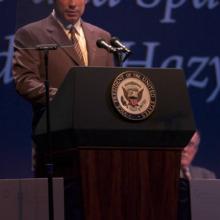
82 21 97 66
45 15 83 66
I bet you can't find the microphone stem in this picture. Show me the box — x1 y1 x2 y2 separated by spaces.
114 52 123 67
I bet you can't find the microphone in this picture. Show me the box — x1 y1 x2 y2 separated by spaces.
110 37 131 54
96 39 117 53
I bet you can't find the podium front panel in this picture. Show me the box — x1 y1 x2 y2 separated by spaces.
34 67 195 149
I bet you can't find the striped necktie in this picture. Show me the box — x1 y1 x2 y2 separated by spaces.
70 26 85 65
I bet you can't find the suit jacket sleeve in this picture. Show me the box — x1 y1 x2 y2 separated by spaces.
13 27 57 105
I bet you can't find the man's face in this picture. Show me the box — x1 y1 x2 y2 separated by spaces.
54 0 86 25
181 132 200 167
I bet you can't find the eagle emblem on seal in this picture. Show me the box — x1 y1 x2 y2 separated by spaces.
121 82 145 112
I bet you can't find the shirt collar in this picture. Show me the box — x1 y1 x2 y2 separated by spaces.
51 9 82 34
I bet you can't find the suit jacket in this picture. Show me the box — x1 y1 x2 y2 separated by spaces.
13 15 115 177
178 166 216 220
13 15 114 105
190 165 216 179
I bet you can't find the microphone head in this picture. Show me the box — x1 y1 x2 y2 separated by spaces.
110 36 119 46
110 36 131 54
96 38 104 48
96 38 116 53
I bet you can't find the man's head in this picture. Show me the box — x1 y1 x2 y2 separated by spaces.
181 131 200 168
54 0 87 25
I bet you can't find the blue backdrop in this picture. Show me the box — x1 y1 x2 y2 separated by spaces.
0 0 219 178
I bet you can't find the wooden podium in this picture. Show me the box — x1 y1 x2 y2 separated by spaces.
34 67 195 220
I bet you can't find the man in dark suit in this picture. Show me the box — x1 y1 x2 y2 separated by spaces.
181 130 216 180
13 0 114 176
178 131 216 220
13 0 113 106
13 2 114 219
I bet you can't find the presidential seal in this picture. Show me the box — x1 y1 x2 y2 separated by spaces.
111 71 156 120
